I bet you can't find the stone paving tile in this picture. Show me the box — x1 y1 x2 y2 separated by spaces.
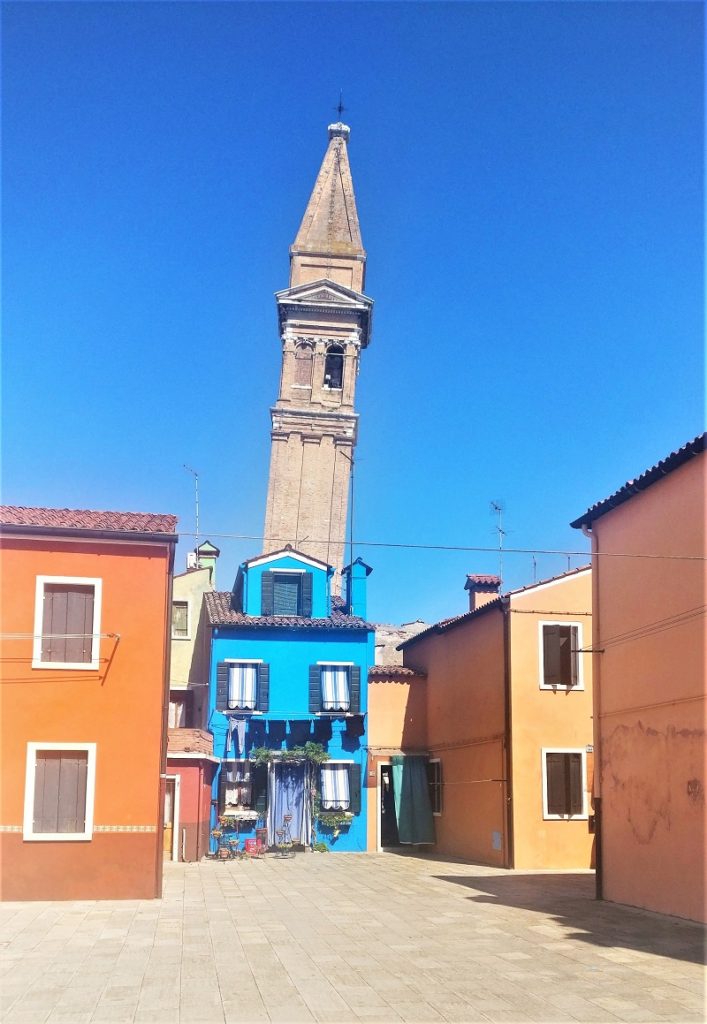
1 854 704 1024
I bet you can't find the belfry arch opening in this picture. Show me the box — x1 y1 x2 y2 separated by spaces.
323 345 344 390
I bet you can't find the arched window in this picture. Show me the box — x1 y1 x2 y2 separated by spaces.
323 345 344 389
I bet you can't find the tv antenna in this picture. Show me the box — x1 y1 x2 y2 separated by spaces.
183 465 200 550
490 500 506 586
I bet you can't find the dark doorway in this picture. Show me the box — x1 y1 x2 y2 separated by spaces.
380 764 400 847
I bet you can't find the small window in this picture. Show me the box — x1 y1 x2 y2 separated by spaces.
261 571 312 617
24 743 96 841
542 749 586 819
168 692 190 728
320 764 351 810
171 600 189 639
309 664 361 714
426 759 442 815
216 661 269 713
540 622 582 689
220 761 268 817
33 576 102 670
323 345 344 389
228 664 258 711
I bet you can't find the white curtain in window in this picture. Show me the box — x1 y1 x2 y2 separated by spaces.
321 764 350 810
321 666 349 711
228 664 257 710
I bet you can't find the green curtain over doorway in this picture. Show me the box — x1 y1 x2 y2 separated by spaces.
391 755 435 845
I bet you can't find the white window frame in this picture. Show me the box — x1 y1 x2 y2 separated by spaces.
538 620 585 691
428 758 443 817
541 747 588 820
23 742 97 841
32 576 102 670
171 598 191 640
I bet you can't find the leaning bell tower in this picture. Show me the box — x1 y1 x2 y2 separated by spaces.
263 122 373 580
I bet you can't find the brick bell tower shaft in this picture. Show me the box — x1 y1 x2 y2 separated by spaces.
263 122 373 586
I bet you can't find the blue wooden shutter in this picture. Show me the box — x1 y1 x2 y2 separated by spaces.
261 572 275 616
309 665 321 712
252 764 267 817
216 663 229 711
257 664 270 711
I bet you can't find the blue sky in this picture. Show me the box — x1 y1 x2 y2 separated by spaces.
2 1 703 625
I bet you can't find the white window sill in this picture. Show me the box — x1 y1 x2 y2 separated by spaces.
539 684 585 692
31 661 98 671
542 814 589 821
23 832 92 842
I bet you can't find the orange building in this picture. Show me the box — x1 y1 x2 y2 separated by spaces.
399 568 594 869
366 665 428 851
0 506 177 900
571 434 705 923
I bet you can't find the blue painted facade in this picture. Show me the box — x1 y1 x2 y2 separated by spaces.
206 550 374 853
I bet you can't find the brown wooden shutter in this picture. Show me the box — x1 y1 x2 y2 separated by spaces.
568 753 583 815
543 625 562 687
349 666 361 713
261 572 274 616
348 763 361 814
33 751 87 834
42 585 94 663
309 665 321 712
545 753 566 815
216 663 229 711
569 625 579 686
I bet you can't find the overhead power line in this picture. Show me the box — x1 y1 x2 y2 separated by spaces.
176 530 705 562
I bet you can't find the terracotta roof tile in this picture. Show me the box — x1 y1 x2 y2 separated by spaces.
0 505 177 535
368 665 426 680
571 433 705 529
205 591 372 630
465 574 501 587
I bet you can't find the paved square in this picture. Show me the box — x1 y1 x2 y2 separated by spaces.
1 853 704 1023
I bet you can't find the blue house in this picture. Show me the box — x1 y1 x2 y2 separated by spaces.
204 548 374 852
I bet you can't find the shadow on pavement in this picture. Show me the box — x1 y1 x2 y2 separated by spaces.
433 871 705 966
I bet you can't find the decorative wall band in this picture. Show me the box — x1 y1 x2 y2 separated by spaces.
94 825 157 833
0 824 157 833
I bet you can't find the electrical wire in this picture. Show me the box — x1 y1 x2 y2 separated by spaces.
177 530 705 562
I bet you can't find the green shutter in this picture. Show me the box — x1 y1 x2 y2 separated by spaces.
261 572 274 616
349 665 361 713
348 763 361 814
309 665 321 712
216 663 229 711
252 764 267 817
300 573 313 617
257 664 270 711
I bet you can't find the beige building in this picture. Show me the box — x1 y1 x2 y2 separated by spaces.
263 123 373 579
572 434 705 922
399 568 594 870
168 541 219 730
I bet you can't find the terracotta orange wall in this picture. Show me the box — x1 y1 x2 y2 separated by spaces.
590 455 705 922
508 570 594 869
366 676 427 850
0 538 172 900
168 760 216 862
405 609 508 865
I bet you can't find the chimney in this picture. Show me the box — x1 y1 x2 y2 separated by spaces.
341 557 373 619
464 574 501 612
195 540 221 588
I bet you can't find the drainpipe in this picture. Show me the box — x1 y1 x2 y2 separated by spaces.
156 542 175 898
502 599 514 869
582 522 602 901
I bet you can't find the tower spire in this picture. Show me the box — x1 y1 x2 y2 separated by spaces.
290 122 366 292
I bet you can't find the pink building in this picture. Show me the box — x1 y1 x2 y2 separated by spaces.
572 434 705 923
